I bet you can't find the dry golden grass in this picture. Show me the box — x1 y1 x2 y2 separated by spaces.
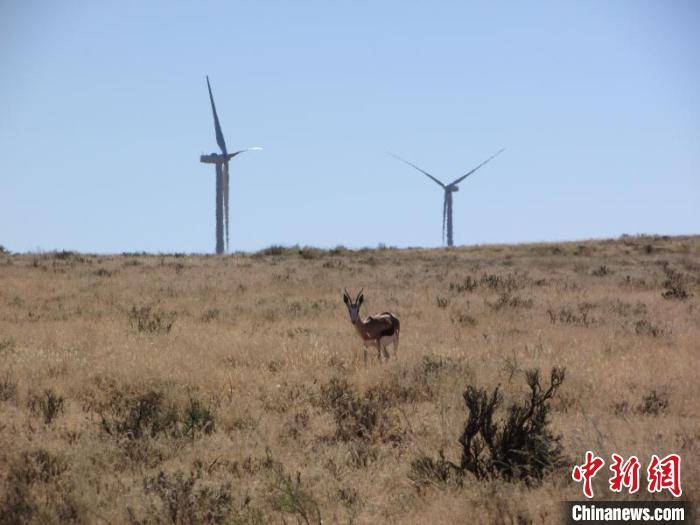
0 235 698 524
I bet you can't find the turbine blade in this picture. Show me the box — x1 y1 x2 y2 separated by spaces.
388 152 446 188
206 76 228 155
449 148 505 186
226 147 263 160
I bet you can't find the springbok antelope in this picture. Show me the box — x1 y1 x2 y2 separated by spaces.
342 289 400 364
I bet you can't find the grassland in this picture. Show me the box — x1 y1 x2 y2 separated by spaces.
0 235 698 524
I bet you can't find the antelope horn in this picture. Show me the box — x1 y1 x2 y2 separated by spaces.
356 288 364 301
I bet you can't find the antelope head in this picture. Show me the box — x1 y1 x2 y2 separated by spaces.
342 288 364 324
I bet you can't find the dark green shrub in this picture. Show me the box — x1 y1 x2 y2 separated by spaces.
457 367 566 483
183 398 216 437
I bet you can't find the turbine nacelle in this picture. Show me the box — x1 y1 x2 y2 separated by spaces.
200 153 225 164
446 185 459 192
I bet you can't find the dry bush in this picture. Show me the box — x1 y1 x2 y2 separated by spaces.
488 292 533 311
458 367 566 483
449 276 478 293
0 449 79 524
319 377 392 443
0 337 16 354
661 266 691 300
410 368 566 490
409 450 461 491
546 305 595 326
267 468 321 525
0 371 17 402
128 305 176 334
141 470 236 525
634 319 665 338
592 265 611 276
637 390 669 416
98 387 214 440
27 389 64 425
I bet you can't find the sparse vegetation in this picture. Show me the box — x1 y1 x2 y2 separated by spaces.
27 389 64 425
661 266 691 300
0 236 697 523
128 305 176 334
638 390 669 416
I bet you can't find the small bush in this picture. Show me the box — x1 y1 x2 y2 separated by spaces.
452 311 477 327
257 245 286 257
637 390 668 416
183 398 216 437
480 273 523 292
489 292 533 311
8 449 67 486
347 441 378 468
0 371 17 402
592 265 610 277
53 250 83 262
0 449 78 523
98 388 216 441
267 468 321 525
201 308 220 322
546 306 594 327
27 389 64 424
319 377 390 442
613 401 630 417
143 470 234 525
457 367 566 483
661 267 690 300
449 276 478 293
100 390 179 439
409 450 461 491
128 305 175 334
634 319 664 338
0 337 16 354
436 296 449 308
298 247 318 260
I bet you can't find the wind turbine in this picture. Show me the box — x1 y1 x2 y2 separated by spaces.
200 76 261 254
390 149 505 247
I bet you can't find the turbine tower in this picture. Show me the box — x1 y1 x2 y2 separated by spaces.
390 149 505 247
200 76 261 254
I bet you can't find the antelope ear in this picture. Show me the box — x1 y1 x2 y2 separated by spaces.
357 294 364 306
342 293 350 305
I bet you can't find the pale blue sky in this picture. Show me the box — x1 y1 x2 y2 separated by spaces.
1 1 698 253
